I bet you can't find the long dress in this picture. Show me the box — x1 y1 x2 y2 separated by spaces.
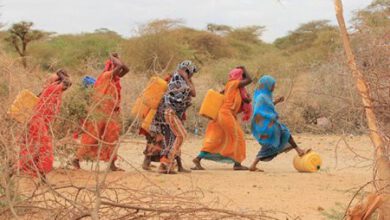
19 82 64 176
198 80 246 164
76 70 121 162
149 72 191 166
251 75 291 161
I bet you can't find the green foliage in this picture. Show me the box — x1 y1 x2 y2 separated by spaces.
6 21 46 67
29 30 122 72
274 20 340 62
55 83 93 137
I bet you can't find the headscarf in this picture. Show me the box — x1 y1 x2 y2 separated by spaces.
228 68 252 122
177 60 198 75
253 75 277 121
251 75 291 159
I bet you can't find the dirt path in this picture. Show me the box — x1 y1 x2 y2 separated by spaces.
40 134 374 219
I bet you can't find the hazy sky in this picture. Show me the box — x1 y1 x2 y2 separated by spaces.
1 0 372 42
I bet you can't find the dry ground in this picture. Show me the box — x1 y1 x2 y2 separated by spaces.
18 134 373 220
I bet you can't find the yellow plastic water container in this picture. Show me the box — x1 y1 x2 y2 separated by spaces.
142 77 168 109
7 89 39 123
293 151 322 173
199 89 225 120
141 109 157 132
131 97 150 119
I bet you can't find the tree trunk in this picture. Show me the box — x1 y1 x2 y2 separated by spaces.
333 0 390 218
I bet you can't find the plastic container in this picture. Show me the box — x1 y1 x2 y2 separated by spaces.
131 97 150 119
142 77 168 109
199 89 225 120
293 151 322 173
8 89 39 123
141 109 157 132
82 76 96 87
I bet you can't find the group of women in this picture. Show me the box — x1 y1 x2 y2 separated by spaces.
17 54 309 182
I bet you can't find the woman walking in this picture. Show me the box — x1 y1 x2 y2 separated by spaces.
18 70 72 182
249 75 310 172
192 66 252 170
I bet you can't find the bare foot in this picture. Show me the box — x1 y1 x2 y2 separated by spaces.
298 148 312 157
233 165 249 171
249 166 264 172
142 158 152 171
178 167 191 173
158 164 177 174
72 159 81 169
110 163 125 172
191 158 205 170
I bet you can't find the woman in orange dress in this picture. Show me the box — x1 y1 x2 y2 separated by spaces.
192 66 252 170
18 70 72 181
72 54 129 171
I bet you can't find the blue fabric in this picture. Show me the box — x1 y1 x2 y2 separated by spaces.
251 75 291 160
198 151 235 164
82 76 96 87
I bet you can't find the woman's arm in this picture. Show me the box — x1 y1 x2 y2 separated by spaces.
238 66 253 88
273 96 285 105
178 70 196 97
111 56 129 77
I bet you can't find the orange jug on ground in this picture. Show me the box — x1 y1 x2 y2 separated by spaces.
293 151 322 173
199 89 225 120
131 97 150 119
141 109 157 132
8 89 39 123
142 77 168 109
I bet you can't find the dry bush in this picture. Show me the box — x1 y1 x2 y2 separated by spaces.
305 52 365 134
0 55 283 219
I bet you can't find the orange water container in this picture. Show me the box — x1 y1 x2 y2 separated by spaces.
142 77 168 109
199 89 225 120
141 109 157 132
293 151 322 173
8 89 39 123
131 97 150 119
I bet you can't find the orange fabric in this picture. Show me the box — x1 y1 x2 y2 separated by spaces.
200 80 246 163
19 83 64 176
93 71 121 114
77 70 121 162
160 108 187 166
77 119 120 161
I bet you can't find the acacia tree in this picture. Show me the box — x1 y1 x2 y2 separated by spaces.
6 21 45 68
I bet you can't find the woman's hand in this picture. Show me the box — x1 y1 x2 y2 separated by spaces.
274 96 285 105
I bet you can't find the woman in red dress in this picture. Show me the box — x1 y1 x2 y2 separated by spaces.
72 54 129 171
18 70 72 181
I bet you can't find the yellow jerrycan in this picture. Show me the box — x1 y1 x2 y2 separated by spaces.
293 151 322 172
131 76 167 119
143 77 168 109
141 109 157 132
131 96 150 119
199 89 225 120
8 89 39 123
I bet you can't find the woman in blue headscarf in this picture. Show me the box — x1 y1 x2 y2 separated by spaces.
249 75 310 172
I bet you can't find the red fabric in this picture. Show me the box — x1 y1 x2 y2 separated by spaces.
77 68 122 162
77 119 120 162
103 60 121 111
228 68 253 122
19 83 64 176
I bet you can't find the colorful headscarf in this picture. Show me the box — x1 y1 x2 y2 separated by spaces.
177 60 198 75
251 75 291 159
228 68 252 122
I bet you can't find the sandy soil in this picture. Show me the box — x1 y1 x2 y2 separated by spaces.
31 134 372 220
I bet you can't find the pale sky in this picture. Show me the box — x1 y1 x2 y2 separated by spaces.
1 0 372 42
